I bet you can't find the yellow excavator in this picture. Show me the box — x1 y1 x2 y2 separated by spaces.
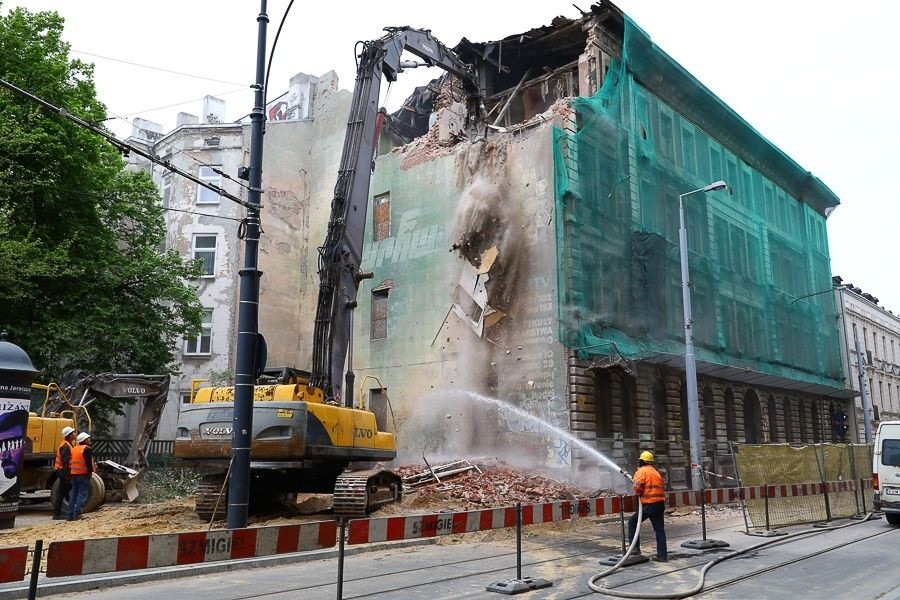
173 27 485 519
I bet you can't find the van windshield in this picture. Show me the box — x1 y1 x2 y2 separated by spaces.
883 439 900 467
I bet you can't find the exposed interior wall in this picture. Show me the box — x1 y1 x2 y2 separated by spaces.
254 73 349 369
353 120 573 479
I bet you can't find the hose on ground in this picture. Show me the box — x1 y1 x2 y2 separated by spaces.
587 508 879 598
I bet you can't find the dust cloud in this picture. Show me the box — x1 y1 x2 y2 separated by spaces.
393 140 621 492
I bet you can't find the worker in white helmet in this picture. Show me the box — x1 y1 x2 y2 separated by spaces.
67 432 94 521
51 426 77 520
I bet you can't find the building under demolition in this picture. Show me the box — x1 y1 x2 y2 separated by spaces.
352 1 853 488
130 1 853 490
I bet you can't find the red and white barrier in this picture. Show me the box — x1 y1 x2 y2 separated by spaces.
0 476 865 583
348 496 640 544
0 546 27 583
46 520 336 578
347 480 870 544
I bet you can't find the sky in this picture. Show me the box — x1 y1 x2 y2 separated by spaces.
7 0 900 312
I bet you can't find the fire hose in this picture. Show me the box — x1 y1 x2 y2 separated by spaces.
587 475 879 598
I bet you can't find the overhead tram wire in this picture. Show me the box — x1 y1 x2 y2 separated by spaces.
0 180 244 222
263 0 296 107
72 49 247 86
0 77 255 210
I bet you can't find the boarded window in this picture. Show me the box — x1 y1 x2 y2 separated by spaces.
371 289 388 340
373 192 391 242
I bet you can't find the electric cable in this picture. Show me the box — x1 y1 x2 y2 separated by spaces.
263 0 295 107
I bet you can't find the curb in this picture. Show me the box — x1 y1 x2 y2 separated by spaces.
0 537 436 599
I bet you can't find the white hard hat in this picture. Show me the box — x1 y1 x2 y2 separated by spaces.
61 426 75 437
76 432 91 443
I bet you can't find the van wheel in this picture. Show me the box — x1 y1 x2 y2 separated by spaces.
886 513 900 526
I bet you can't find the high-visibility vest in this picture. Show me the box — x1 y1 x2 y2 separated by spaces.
633 465 666 505
53 440 72 470
70 445 89 476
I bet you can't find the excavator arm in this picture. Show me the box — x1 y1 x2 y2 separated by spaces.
53 373 171 468
310 27 483 404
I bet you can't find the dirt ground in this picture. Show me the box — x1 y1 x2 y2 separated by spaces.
0 463 742 550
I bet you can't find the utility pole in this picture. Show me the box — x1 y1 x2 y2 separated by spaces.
227 0 269 530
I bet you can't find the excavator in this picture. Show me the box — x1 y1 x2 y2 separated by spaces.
173 27 485 519
20 372 170 512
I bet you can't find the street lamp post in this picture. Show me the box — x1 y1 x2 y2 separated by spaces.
678 180 730 551
678 180 727 492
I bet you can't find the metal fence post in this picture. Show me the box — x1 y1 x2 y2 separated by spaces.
812 444 832 524
336 518 346 600
28 539 42 600
848 445 862 517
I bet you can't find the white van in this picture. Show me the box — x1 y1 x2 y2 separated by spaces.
873 420 900 526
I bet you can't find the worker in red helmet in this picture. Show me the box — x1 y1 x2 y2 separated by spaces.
628 450 667 561
51 426 77 520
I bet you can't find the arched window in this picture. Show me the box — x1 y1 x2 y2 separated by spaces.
653 378 668 441
744 390 761 443
703 386 716 443
767 395 779 442
724 387 736 441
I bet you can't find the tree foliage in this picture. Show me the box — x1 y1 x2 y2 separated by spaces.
0 6 203 427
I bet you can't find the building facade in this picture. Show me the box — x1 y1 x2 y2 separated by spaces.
834 277 900 441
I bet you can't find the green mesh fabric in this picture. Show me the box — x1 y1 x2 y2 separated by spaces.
553 17 843 389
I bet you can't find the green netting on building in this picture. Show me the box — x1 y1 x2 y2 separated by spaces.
553 17 843 388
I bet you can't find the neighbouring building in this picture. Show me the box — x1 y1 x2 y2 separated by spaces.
121 72 349 439
833 276 900 441
123 1 853 492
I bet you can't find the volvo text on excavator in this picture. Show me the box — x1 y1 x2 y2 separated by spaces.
173 27 485 519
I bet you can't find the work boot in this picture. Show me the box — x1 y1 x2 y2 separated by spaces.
650 555 667 562
51 514 66 520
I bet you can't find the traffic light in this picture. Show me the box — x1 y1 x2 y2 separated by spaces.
832 408 849 441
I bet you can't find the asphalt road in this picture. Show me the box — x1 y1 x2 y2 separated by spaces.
39 514 899 600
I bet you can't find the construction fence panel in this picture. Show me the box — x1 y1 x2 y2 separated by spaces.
733 443 825 528
849 443 875 511
733 443 873 528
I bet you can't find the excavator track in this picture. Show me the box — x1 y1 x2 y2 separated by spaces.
332 469 402 518
195 474 228 522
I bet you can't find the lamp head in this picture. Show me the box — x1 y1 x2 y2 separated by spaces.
701 180 728 193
